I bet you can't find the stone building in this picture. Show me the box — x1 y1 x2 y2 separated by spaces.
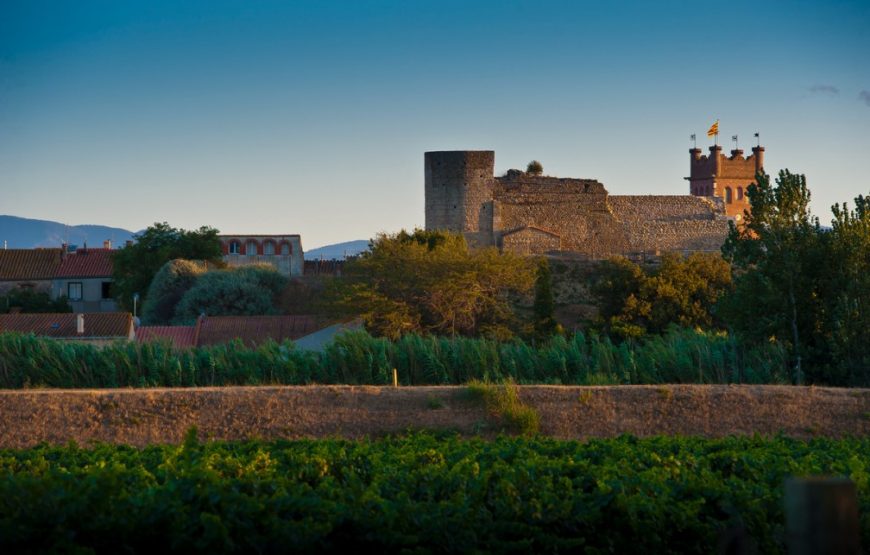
424 148 763 257
218 234 304 277
687 144 764 222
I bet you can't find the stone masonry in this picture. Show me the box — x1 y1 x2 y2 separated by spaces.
424 149 760 257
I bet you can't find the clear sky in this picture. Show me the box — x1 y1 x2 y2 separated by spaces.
1 0 868 249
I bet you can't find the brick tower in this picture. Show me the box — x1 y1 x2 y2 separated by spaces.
688 144 764 221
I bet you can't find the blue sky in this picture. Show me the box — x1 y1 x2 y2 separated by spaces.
1 0 868 248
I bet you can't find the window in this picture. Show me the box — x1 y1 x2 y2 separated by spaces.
263 241 276 255
246 241 258 256
280 242 291 255
737 187 744 200
101 282 112 300
68 282 83 301
725 187 733 204
228 241 241 254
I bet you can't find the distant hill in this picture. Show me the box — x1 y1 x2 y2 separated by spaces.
0 215 137 249
305 240 369 260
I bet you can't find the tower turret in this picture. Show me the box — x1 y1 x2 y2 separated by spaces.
424 151 495 242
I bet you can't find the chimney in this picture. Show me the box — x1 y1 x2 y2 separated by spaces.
103 240 112 249
76 314 85 335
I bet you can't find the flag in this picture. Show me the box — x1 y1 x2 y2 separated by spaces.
732 135 738 142
754 132 759 138
690 133 696 141
706 120 719 137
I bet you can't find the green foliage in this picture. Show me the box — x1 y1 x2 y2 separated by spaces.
0 290 71 313
532 258 559 340
593 253 731 339
0 434 868 553
721 171 870 386
111 222 223 312
467 379 540 435
526 160 544 175
141 259 207 324
0 326 788 388
328 229 536 339
174 265 288 323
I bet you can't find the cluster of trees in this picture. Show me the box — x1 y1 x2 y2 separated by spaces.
143 262 288 324
721 171 870 386
111 222 223 312
592 170 870 386
327 230 536 339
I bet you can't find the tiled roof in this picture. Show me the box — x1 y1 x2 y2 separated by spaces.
55 248 114 278
197 315 321 347
0 312 133 339
0 249 63 281
137 325 198 348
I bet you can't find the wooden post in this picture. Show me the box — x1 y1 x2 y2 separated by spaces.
392 368 398 388
785 477 861 554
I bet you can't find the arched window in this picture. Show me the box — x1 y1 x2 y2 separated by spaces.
725 187 733 204
737 187 744 200
280 242 291 255
228 241 241 255
246 240 258 256
263 241 276 255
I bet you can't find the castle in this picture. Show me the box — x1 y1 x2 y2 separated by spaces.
424 145 764 257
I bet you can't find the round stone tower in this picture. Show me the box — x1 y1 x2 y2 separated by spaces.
424 151 495 236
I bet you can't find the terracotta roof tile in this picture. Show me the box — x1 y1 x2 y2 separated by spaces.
136 326 198 348
55 248 114 278
0 312 133 339
197 315 321 347
0 249 63 281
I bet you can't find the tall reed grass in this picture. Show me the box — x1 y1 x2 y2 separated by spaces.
0 327 788 388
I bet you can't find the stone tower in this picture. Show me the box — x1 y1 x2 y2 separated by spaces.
424 151 495 245
688 144 764 222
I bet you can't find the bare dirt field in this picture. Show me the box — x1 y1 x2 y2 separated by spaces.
0 384 868 448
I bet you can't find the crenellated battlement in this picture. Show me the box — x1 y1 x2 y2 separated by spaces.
687 144 764 221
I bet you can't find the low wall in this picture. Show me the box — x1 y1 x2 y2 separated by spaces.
1 385 868 448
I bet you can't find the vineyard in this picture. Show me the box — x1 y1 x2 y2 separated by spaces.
1 433 867 553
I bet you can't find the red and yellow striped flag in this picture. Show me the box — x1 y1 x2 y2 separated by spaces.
706 120 719 137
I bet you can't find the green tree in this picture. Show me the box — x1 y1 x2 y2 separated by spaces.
526 160 544 175
822 194 870 384
174 265 288 322
140 259 207 324
111 223 223 313
533 258 559 340
328 229 535 339
593 252 731 339
720 170 823 384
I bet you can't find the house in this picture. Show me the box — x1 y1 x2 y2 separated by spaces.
219 235 304 276
51 246 117 312
136 324 199 348
0 249 63 295
0 312 135 346
137 314 324 348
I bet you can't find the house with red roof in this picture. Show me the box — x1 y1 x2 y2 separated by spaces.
51 246 117 312
0 312 135 346
0 249 63 295
136 314 327 348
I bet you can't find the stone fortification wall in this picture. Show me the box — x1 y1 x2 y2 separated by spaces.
608 195 729 254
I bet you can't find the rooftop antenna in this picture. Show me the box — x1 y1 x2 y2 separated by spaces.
732 134 739 151
690 133 697 149
754 132 760 147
